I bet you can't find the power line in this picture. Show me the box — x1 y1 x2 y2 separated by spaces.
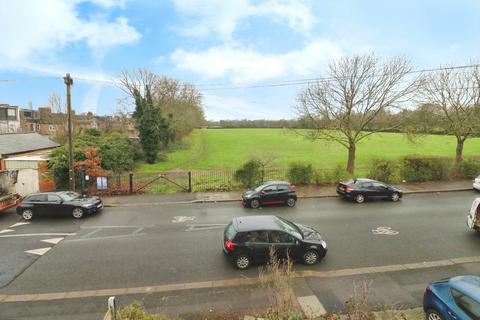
198 63 480 91
0 62 479 90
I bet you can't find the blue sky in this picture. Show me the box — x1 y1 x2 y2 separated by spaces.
1 0 479 120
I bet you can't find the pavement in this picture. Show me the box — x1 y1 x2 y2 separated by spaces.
1 186 479 319
102 179 475 207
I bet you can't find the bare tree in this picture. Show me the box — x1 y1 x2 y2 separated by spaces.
117 69 159 97
420 65 480 163
296 54 418 174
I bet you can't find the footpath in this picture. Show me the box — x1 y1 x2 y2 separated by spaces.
102 179 475 207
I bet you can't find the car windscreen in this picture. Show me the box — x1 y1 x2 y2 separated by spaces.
59 191 80 201
276 217 303 239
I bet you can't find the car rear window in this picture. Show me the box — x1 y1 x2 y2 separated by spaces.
225 222 237 241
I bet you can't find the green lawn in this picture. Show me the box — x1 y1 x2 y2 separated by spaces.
138 128 480 172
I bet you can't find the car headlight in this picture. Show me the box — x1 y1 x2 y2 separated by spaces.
321 240 327 249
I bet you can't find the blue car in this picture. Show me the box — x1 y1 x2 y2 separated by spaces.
424 276 480 320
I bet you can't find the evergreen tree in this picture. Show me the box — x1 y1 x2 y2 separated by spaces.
133 86 170 163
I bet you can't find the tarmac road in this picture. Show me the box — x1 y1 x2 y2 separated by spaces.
1 190 480 319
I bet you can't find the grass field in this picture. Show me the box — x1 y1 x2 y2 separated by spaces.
138 128 480 172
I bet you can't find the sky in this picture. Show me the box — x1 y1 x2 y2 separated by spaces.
0 0 479 120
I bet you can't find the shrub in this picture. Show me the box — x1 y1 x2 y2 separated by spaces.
459 159 480 178
259 248 303 320
116 302 171 320
234 159 263 188
367 158 397 183
400 157 451 182
323 164 350 184
287 162 313 185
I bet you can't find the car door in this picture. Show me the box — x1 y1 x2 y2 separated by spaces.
276 184 290 203
260 185 280 205
269 230 299 261
359 182 374 197
371 182 391 198
244 230 271 262
450 288 480 320
45 194 64 216
30 194 49 216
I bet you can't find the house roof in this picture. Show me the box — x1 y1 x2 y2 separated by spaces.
0 132 59 157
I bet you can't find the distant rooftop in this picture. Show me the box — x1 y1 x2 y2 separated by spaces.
0 132 60 157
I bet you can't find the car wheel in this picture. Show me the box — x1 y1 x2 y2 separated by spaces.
391 192 400 202
426 309 444 320
355 194 365 204
21 209 34 221
302 249 319 265
286 197 296 207
72 207 84 219
234 254 251 270
250 199 260 209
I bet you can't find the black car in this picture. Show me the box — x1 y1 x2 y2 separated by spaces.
223 215 327 269
336 178 403 203
16 191 103 220
242 181 297 209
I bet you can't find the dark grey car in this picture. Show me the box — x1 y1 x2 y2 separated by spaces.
16 191 103 220
223 215 327 269
336 178 403 204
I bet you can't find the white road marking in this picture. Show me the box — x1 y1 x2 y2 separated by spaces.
297 295 327 319
66 233 147 242
372 226 399 235
41 237 64 245
0 233 75 238
0 229 14 234
172 216 196 223
9 222 30 228
24 247 51 256
186 224 226 231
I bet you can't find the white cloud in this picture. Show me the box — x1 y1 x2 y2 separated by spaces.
171 39 342 84
203 93 282 120
0 0 140 67
172 0 316 40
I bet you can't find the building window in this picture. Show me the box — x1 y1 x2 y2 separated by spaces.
48 125 56 131
29 123 36 132
0 109 7 121
23 111 32 118
7 108 17 121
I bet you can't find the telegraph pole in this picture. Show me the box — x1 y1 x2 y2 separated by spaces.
64 73 75 191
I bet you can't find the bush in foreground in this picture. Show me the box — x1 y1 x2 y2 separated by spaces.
116 302 173 320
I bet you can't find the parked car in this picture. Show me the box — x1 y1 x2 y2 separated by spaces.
336 178 402 204
423 275 480 320
16 191 103 220
223 215 327 269
241 181 297 209
467 198 480 231
474 175 480 192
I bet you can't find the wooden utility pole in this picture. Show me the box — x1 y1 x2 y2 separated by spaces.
64 73 75 191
